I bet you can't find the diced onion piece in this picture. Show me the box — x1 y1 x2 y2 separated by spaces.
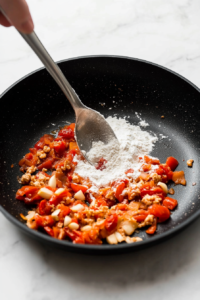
122 221 137 236
74 190 85 201
25 211 36 220
55 188 65 195
38 187 53 199
71 204 84 212
157 182 168 194
106 233 118 244
115 232 124 243
48 175 56 188
68 222 79 230
81 225 92 232
51 209 61 221
64 216 72 227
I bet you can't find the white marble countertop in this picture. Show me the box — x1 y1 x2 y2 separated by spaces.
0 0 200 299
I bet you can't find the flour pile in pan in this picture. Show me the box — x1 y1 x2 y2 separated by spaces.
74 116 158 189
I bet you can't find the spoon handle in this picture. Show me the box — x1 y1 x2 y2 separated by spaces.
19 31 84 111
0 7 84 112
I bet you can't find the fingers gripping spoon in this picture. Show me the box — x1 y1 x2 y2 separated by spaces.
1 9 119 164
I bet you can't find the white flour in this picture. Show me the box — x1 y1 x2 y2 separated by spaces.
74 116 158 189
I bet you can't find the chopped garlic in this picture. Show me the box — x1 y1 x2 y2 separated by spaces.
106 233 118 244
55 188 65 195
122 220 137 236
74 190 85 201
81 225 92 232
71 204 84 212
51 209 61 221
68 222 79 230
64 216 72 227
38 187 53 199
157 182 168 194
48 175 56 188
115 232 124 243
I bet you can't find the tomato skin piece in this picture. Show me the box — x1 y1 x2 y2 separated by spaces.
35 215 55 227
146 218 157 234
38 157 54 170
163 197 178 210
166 157 179 171
115 182 125 202
39 200 52 215
44 226 54 237
105 214 118 233
71 183 88 193
148 204 170 223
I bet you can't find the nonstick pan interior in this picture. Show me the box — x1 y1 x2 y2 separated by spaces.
0 55 200 254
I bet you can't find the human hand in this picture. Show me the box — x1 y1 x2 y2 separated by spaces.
0 0 34 33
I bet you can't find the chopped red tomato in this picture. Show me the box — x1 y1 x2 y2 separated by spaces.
134 214 148 222
163 197 178 210
115 182 125 202
39 200 52 215
58 128 74 139
71 183 88 193
58 204 71 220
38 157 54 170
16 186 42 204
166 157 179 171
125 168 134 174
35 215 55 227
65 228 85 244
172 171 186 185
105 214 118 233
44 226 54 237
140 186 166 200
49 189 71 206
144 155 160 165
53 140 66 155
148 204 170 223
146 218 157 234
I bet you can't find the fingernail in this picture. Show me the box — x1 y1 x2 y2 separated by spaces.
21 19 34 33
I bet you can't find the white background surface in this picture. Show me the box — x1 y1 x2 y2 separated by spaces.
0 0 200 299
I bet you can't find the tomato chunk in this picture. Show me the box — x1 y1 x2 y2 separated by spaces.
166 157 179 171
115 182 125 202
16 186 42 203
163 197 178 210
172 171 186 185
105 214 118 233
39 200 52 215
35 215 55 227
148 204 170 223
38 157 54 170
71 183 88 193
146 218 157 234
58 128 74 139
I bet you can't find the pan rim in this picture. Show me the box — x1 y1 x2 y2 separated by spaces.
1 54 200 253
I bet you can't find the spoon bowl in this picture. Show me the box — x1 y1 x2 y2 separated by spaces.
75 107 119 162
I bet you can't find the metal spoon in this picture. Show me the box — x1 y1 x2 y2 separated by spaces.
1 8 119 164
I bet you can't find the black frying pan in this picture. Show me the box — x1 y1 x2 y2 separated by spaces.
0 55 200 254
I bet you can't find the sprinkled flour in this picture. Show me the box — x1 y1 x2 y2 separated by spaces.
74 116 158 189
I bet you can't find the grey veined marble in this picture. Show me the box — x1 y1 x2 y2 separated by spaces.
0 0 200 299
